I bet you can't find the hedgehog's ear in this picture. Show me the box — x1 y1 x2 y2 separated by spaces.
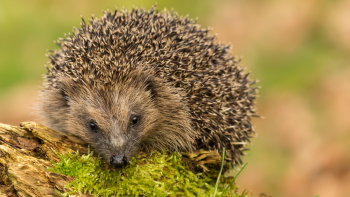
59 88 70 105
53 83 70 109
145 78 157 99
35 79 71 131
56 75 77 106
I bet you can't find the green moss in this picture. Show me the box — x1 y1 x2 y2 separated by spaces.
48 149 247 197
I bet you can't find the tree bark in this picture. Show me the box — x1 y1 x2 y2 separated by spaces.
0 121 90 197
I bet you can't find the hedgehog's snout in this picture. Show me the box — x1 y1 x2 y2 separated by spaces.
110 154 128 168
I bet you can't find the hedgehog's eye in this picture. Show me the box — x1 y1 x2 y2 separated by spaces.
131 116 139 126
89 120 99 132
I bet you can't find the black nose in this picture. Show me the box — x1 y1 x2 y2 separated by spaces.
110 154 128 168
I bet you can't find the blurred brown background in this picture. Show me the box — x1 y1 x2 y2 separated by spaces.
0 0 349 196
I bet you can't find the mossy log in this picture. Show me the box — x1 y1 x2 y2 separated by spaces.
0 122 222 196
0 121 91 197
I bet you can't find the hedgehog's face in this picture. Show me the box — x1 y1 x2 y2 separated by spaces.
38 69 195 169
62 75 160 168
75 90 156 168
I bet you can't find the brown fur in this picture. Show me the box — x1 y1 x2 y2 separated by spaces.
36 5 258 166
37 68 195 162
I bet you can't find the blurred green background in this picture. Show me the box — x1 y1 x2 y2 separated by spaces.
1 0 350 196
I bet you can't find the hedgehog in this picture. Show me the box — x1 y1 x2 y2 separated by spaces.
36 5 258 169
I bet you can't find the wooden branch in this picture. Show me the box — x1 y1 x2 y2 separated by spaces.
0 121 223 196
0 121 90 197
